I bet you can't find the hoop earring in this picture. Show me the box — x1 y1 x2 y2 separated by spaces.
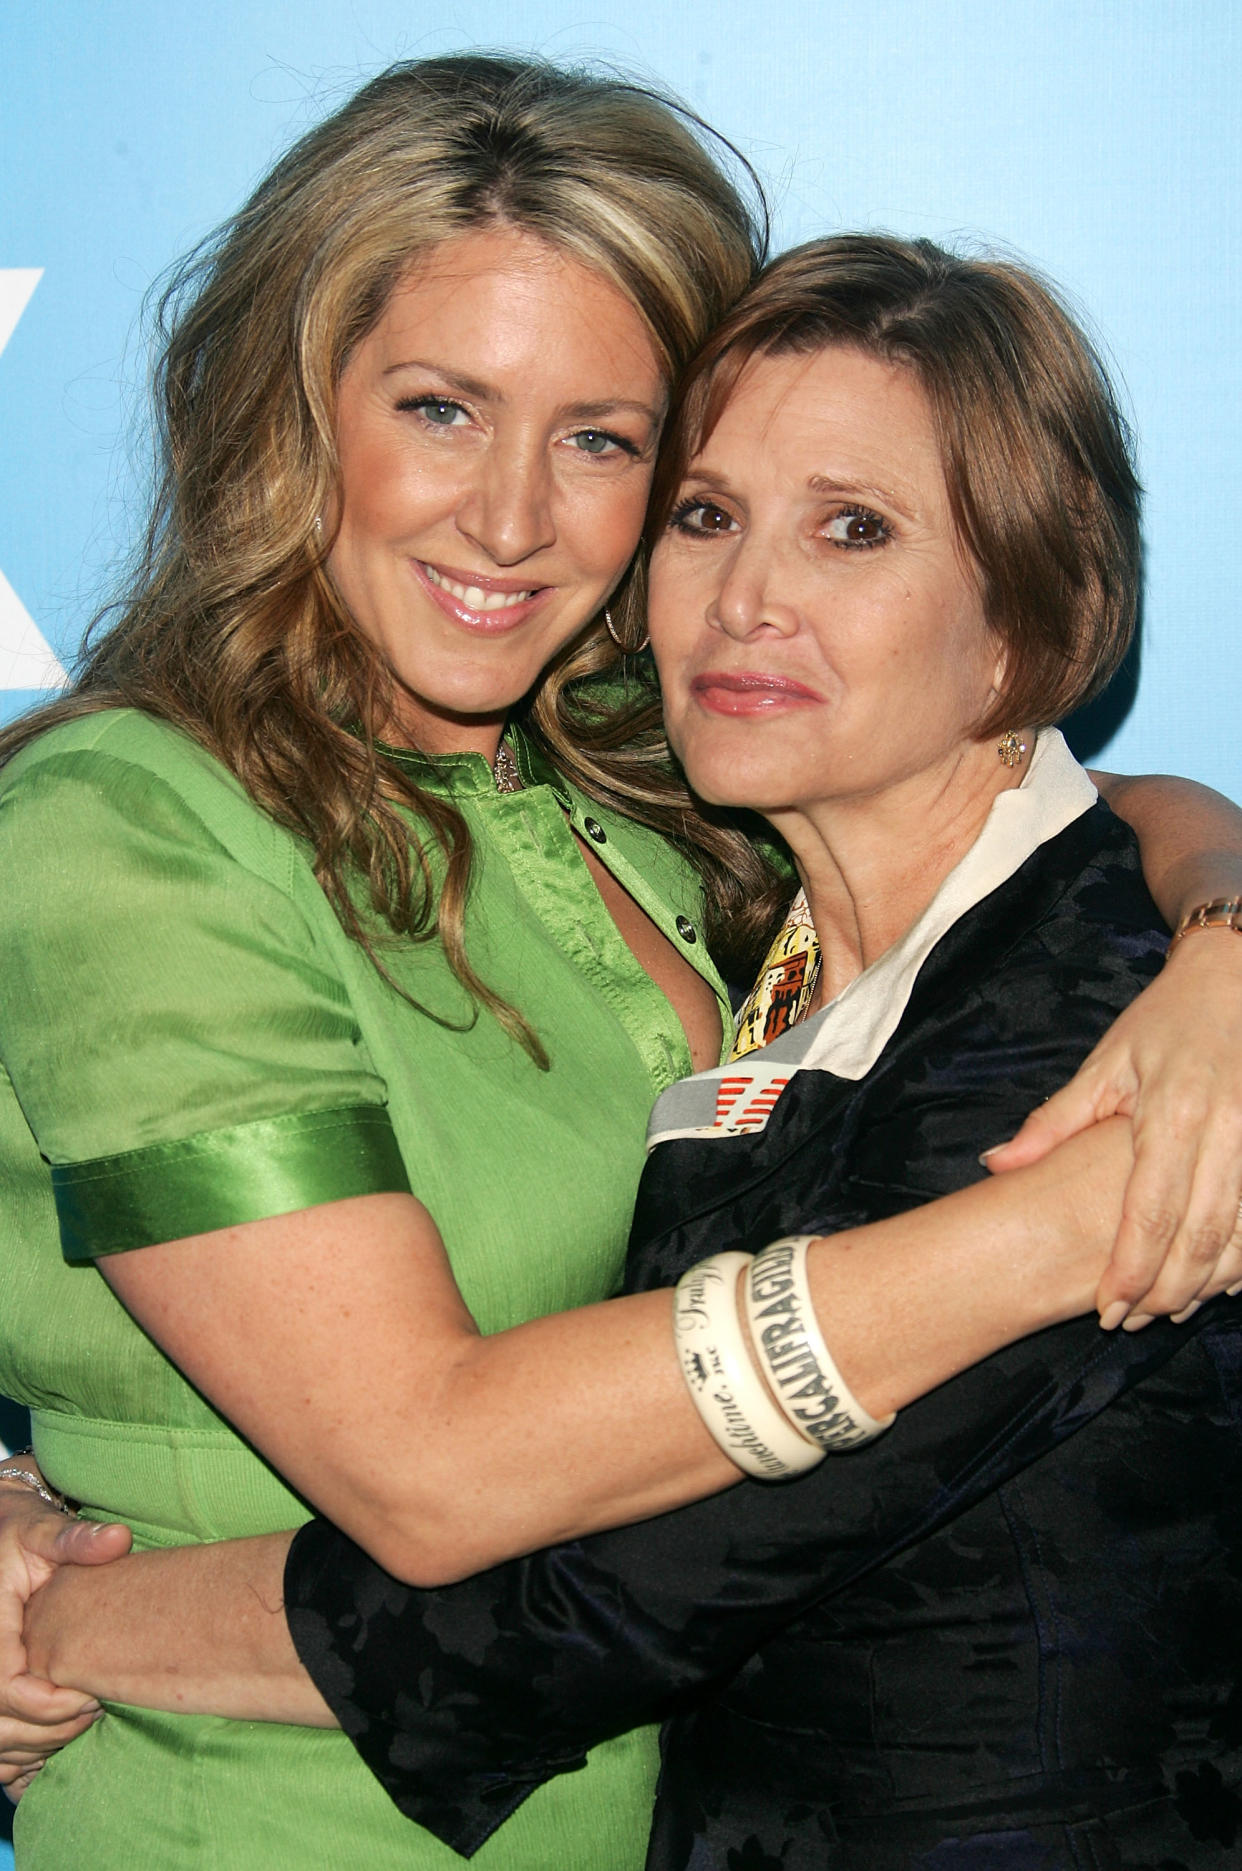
996 730 1027 767
603 607 650 655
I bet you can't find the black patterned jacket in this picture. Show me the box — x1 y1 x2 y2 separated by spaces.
286 803 1242 1869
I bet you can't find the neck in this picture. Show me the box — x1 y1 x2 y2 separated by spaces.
769 743 1028 1007
378 695 507 764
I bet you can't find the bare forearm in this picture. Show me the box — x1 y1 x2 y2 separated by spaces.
806 1116 1128 1417
23 1533 330 1726
1094 770 1242 923
336 1125 1126 1580
96 1049 1160 1594
19 1122 1131 1729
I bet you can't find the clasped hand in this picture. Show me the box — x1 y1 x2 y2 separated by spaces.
0 1491 129 1799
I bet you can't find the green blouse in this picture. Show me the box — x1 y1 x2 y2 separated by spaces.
0 708 730 1870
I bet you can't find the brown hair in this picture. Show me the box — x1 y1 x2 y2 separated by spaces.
653 234 1143 739
0 54 774 1059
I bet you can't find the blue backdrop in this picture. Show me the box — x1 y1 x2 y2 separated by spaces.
0 4 1238 1857
1 0 1239 794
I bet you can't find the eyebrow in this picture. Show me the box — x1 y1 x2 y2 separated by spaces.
806 472 911 512
677 465 912 511
561 397 667 428
382 360 664 429
382 361 495 398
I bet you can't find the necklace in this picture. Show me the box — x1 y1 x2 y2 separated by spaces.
492 741 524 795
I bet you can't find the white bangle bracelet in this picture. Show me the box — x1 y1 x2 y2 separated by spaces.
745 1235 896 1451
674 1252 824 1480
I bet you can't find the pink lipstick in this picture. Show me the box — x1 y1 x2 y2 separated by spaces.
689 671 824 716
411 558 551 634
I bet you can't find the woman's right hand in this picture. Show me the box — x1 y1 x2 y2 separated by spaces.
0 1475 131 1800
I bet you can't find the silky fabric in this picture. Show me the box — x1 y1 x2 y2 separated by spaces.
0 706 730 1870
285 801 1242 1869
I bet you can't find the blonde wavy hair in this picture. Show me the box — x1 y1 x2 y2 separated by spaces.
1 54 777 1061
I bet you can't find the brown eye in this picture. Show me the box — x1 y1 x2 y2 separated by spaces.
671 499 737 535
826 507 890 548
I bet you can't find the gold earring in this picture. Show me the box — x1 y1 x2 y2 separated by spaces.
603 607 649 655
997 730 1027 767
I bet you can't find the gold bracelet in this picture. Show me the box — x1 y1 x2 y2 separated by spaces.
1170 896 1242 947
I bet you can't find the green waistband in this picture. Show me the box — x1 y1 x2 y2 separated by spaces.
32 1409 309 1549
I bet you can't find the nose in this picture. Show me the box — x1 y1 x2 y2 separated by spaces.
708 534 800 640
455 433 557 566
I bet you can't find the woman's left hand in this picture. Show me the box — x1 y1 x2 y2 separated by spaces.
985 926 1242 1324
0 1480 131 1801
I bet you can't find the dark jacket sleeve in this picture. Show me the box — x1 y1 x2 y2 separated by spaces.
286 1312 1205 1855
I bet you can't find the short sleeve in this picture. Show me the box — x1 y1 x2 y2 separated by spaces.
0 738 410 1259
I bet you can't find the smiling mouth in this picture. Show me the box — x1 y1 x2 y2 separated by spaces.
420 563 541 613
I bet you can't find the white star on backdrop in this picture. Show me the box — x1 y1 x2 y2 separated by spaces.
0 269 68 691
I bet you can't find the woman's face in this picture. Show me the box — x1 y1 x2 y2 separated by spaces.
649 344 1006 823
328 225 665 754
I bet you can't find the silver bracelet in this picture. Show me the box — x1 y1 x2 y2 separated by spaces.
0 1449 74 1516
745 1236 897 1451
673 1252 824 1480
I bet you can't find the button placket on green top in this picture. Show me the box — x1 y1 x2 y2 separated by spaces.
481 782 689 1096
558 806 727 1032
523 741 730 1077
375 729 732 1091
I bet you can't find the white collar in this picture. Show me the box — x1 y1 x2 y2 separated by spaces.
648 730 1096 1147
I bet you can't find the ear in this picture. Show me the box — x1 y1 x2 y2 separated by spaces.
989 634 1009 700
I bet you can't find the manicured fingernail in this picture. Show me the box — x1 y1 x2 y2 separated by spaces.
1171 1300 1202 1324
1098 1300 1129 1332
1122 1312 1154 1332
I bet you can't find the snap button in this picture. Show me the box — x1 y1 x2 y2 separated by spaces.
675 916 697 944
583 818 607 844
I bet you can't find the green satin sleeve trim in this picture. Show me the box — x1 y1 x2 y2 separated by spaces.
53 1106 411 1261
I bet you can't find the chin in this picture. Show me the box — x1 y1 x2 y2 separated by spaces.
686 765 798 815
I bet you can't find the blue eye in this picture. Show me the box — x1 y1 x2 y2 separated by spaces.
397 396 468 426
570 428 640 459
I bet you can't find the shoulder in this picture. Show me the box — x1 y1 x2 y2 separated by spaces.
902 804 1165 1061
2 708 248 813
0 709 300 884
1021 800 1167 959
